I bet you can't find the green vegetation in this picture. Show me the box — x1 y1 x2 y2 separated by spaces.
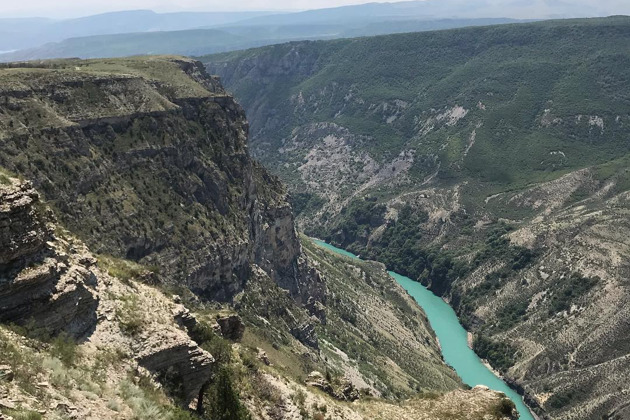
49 332 79 367
545 387 589 410
289 192 326 217
0 56 264 295
548 273 599 315
472 223 538 270
205 367 251 420
301 237 461 395
116 294 144 336
97 255 159 284
1 409 42 420
205 17 630 197
330 196 386 245
491 398 517 417
473 335 516 372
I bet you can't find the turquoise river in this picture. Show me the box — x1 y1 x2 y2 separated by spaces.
313 239 535 420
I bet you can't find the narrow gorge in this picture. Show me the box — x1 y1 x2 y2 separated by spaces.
0 57 516 420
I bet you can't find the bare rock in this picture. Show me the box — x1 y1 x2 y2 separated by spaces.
215 315 245 341
0 181 48 265
136 330 214 403
337 378 360 402
0 180 98 339
305 371 335 395
291 322 318 349
0 399 16 410
0 365 14 382
305 371 360 402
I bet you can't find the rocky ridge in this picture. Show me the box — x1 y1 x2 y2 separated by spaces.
0 178 98 338
0 56 314 307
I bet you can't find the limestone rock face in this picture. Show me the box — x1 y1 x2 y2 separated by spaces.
0 181 47 264
0 179 98 338
0 57 319 307
0 365 13 382
135 331 214 403
215 314 245 341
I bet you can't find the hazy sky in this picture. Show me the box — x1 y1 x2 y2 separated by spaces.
2 0 630 19
0 0 372 18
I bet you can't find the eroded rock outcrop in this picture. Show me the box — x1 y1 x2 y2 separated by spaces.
305 371 360 402
0 175 217 406
136 333 214 403
0 178 98 338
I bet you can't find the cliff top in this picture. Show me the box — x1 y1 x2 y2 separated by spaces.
0 55 225 100
0 56 231 131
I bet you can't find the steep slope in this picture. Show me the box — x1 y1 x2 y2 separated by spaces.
0 56 305 303
0 56 516 420
0 163 513 420
203 17 630 419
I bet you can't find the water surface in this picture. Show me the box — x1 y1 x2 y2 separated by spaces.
312 239 534 420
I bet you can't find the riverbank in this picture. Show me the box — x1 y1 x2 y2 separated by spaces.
312 239 537 420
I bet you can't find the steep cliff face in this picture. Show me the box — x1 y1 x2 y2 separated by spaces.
0 174 216 411
0 57 307 303
0 177 98 338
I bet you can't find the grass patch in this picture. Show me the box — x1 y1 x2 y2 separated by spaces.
97 255 157 283
116 294 144 336
1 409 42 420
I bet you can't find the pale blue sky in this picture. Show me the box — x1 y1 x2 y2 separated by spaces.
0 0 370 18
2 0 630 19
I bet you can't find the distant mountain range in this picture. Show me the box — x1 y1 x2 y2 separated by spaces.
0 10 277 51
0 18 529 61
1 0 629 62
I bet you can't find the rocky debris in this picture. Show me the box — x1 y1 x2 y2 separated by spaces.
338 378 361 402
50 402 78 418
0 399 16 410
290 322 318 349
0 365 14 382
306 371 335 395
256 348 271 366
305 371 360 402
215 315 245 341
173 305 198 332
0 179 98 338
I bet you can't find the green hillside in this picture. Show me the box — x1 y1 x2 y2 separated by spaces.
204 17 630 419
204 16 630 196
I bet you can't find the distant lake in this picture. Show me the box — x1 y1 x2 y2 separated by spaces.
313 238 535 420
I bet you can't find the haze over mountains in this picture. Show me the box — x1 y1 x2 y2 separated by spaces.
1 0 630 61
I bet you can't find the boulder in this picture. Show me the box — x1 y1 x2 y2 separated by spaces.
291 322 318 349
215 315 245 341
305 371 360 402
305 371 335 395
